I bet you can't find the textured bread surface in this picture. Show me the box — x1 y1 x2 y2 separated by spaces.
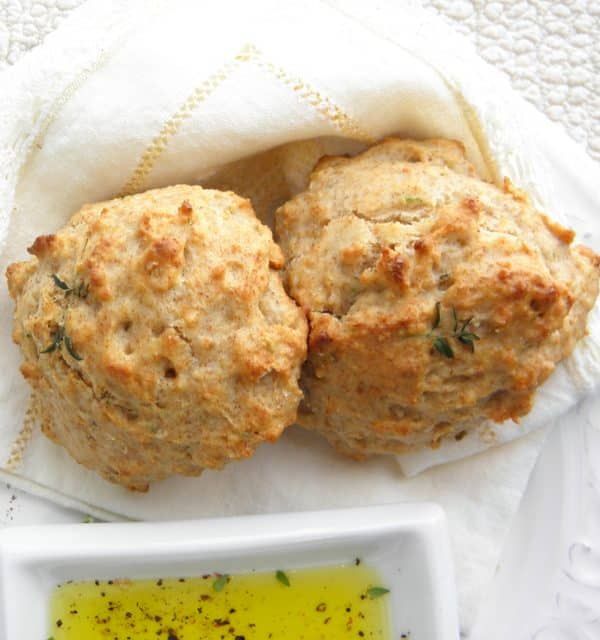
7 185 307 490
275 138 600 458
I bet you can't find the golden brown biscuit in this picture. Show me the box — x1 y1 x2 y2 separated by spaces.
7 186 307 490
275 138 600 458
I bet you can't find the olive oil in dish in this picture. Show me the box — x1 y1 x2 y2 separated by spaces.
49 564 391 639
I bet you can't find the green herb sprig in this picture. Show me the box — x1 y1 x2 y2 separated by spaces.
51 273 88 298
42 274 87 360
51 274 70 291
40 325 64 354
433 336 454 358
40 324 83 361
402 196 426 207
64 334 83 360
429 302 480 358
276 570 290 587
212 574 230 592
366 586 390 599
455 317 480 352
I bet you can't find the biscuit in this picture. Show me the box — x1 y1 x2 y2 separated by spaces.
276 138 600 457
7 185 307 490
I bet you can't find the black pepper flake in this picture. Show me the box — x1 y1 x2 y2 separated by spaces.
229 608 237 614
324 617 331 625
358 632 365 637
355 558 361 566
235 636 246 640
167 633 179 640
316 602 327 612
156 579 163 586
213 618 230 627
56 620 63 628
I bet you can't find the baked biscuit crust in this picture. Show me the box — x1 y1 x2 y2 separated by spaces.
7 186 307 490
276 138 600 457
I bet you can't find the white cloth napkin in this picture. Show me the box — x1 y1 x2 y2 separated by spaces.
0 0 599 633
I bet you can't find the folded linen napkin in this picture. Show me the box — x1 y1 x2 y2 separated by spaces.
0 0 598 633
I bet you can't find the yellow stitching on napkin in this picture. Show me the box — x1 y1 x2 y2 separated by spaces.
249 47 373 143
119 44 256 196
19 0 166 181
120 43 374 196
27 48 120 166
4 396 38 472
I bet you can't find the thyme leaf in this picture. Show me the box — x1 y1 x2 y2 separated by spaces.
433 336 454 358
51 273 88 298
460 317 474 333
366 586 390 599
276 570 290 587
457 332 479 352
39 325 83 360
51 274 70 291
64 334 83 361
431 301 441 330
75 282 89 298
40 325 64 354
430 304 480 356
212 574 230 592
456 316 479 352
403 196 426 207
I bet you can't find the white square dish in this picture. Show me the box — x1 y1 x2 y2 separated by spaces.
0 503 458 639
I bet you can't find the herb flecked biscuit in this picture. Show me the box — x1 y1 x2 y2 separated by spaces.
275 138 600 458
6 186 307 490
